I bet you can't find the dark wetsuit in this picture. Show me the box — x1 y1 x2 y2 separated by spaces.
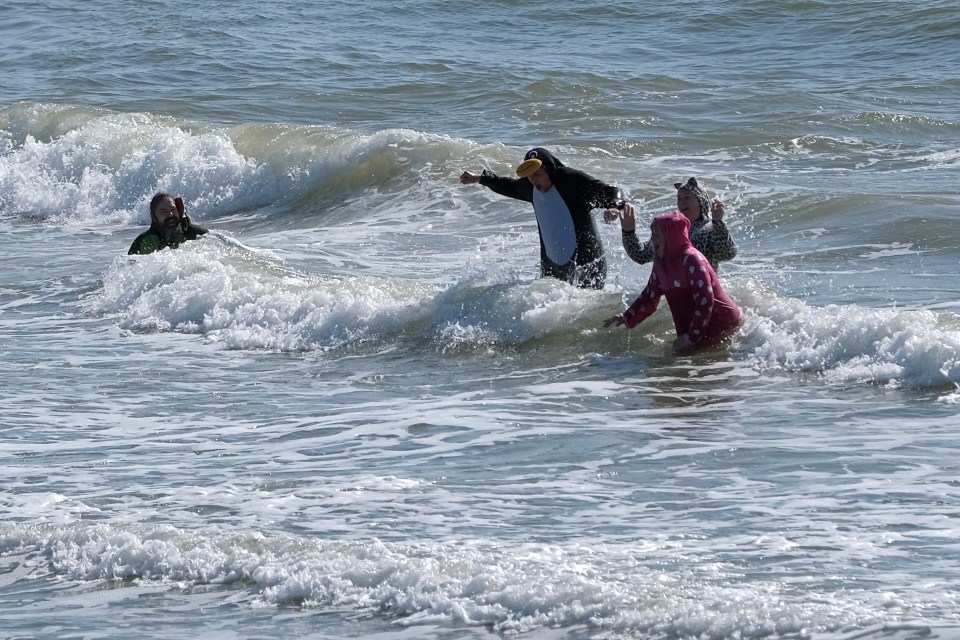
128 216 208 255
478 148 621 289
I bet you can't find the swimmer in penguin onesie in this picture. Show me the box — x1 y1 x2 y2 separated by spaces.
460 148 624 289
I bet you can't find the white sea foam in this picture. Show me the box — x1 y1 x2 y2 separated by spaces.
0 104 262 223
0 103 478 230
0 521 925 638
3 3 960 637
86 233 623 353
87 239 433 350
85 238 960 390
735 278 960 388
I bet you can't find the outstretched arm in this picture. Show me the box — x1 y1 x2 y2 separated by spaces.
463 169 533 203
603 202 654 265
557 166 623 211
582 174 623 210
605 274 663 330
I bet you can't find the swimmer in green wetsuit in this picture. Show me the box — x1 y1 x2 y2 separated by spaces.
128 192 208 255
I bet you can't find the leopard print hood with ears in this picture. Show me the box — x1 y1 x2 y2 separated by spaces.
674 177 711 220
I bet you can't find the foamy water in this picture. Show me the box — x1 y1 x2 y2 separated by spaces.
2 0 960 638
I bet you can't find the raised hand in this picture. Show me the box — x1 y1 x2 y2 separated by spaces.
711 199 725 221
603 202 636 232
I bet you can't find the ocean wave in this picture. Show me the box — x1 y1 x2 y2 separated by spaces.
0 520 919 639
84 234 619 353
737 278 960 389
82 236 960 391
0 101 480 227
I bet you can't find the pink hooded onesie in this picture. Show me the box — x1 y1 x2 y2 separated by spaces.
621 211 741 345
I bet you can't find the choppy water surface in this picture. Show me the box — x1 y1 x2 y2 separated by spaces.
2 1 960 638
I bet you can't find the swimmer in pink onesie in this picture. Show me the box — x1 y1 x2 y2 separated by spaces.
604 211 741 354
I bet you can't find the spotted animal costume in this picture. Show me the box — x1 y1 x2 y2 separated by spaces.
619 211 740 346
621 178 736 270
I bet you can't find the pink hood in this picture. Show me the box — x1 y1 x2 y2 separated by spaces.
622 211 741 345
652 211 693 273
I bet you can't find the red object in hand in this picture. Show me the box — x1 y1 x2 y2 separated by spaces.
174 197 185 216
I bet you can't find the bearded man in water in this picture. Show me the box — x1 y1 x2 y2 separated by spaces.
128 192 207 255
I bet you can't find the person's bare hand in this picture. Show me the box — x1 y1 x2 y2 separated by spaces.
711 199 725 221
604 315 626 328
459 171 481 185
603 203 636 232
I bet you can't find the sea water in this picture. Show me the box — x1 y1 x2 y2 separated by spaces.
2 1 960 638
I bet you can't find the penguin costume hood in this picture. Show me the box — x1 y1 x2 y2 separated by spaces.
516 147 564 180
675 177 712 222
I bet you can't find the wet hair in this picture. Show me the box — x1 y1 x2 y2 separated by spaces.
149 192 175 216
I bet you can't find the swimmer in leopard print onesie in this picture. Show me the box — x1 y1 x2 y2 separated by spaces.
604 211 741 354
604 177 737 271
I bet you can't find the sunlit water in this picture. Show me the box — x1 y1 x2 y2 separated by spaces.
2 1 960 638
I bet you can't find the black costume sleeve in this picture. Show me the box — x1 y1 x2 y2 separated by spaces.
556 168 621 211
478 170 534 203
